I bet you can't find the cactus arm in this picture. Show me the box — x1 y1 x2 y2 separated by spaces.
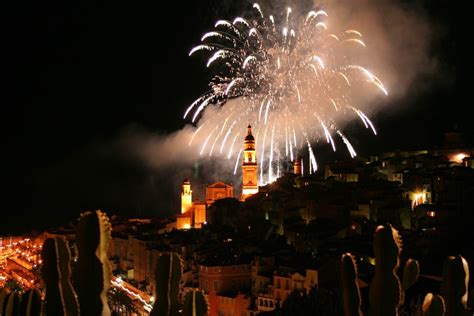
422 293 446 316
468 288 474 311
0 289 8 313
150 252 183 316
368 225 403 316
20 289 42 316
6 292 21 316
402 259 420 291
440 255 469 316
41 237 79 316
341 253 363 316
183 289 208 316
74 210 112 316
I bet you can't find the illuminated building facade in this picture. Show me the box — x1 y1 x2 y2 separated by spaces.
181 178 193 214
177 179 207 230
294 158 302 176
206 182 233 206
242 125 258 200
199 262 252 316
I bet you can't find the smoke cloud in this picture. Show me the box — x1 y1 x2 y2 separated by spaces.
128 0 437 181
323 0 437 101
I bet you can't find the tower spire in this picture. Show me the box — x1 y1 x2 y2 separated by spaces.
242 124 258 200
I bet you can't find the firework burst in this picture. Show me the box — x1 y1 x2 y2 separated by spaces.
185 3 388 184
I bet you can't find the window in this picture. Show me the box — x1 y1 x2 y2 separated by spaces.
213 280 219 292
205 280 208 292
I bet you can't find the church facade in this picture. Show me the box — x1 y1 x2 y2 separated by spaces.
176 124 259 229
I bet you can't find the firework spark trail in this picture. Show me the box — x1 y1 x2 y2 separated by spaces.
189 124 204 146
209 116 231 156
200 126 218 156
320 120 336 151
234 148 243 174
337 130 357 158
186 2 387 184
268 124 275 182
227 132 240 159
259 124 269 183
220 120 237 153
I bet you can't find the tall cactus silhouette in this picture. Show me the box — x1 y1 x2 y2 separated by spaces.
440 255 470 316
341 253 362 316
182 289 208 316
20 289 42 316
150 252 183 316
422 293 445 316
74 210 112 316
42 237 80 315
368 225 403 316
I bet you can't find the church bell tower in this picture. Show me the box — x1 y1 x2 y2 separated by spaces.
242 125 258 200
181 178 192 214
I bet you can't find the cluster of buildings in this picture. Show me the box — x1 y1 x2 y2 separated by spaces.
172 124 259 230
104 128 473 315
0 237 43 290
3 126 473 315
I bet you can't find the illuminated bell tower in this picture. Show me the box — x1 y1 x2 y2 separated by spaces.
242 124 258 200
294 158 302 176
181 178 192 214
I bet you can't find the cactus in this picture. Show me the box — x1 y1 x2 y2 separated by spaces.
20 289 42 316
42 237 80 315
422 293 445 316
74 210 112 316
402 258 419 291
150 252 183 316
3 291 21 316
341 253 362 316
182 289 208 316
368 225 403 316
0 289 8 313
468 288 474 311
440 255 470 316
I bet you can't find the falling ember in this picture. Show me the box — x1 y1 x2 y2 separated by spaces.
189 124 204 147
234 148 243 175
268 124 275 183
186 2 388 184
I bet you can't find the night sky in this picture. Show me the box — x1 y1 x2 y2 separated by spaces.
3 0 471 233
